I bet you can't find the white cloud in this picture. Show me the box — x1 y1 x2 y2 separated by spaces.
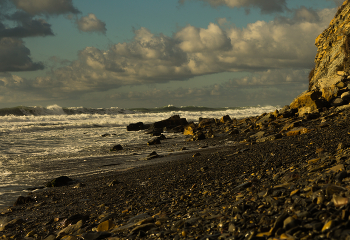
27 7 334 95
76 13 106 34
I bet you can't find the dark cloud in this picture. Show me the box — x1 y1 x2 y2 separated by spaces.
0 37 44 71
0 0 80 72
180 0 288 14
76 13 107 34
0 11 53 38
12 0 80 16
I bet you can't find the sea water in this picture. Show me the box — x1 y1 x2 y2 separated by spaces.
0 104 278 207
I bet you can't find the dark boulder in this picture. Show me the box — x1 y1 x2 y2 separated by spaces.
127 122 149 131
45 176 73 187
14 196 35 206
147 137 161 145
110 144 123 151
150 115 188 130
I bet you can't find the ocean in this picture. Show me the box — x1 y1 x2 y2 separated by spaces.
0 104 279 208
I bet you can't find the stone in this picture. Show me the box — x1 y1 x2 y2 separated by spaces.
147 138 161 145
81 232 112 240
341 91 350 101
337 81 346 88
283 217 298 230
332 97 345 106
150 115 187 129
45 176 73 187
191 131 206 141
1 218 24 230
290 91 324 114
286 127 310 136
97 219 115 232
229 129 240 135
14 196 35 206
198 118 215 128
282 121 302 132
220 115 231 123
184 123 197 135
44 235 56 240
127 122 147 131
145 151 160 160
250 131 265 139
322 85 339 101
57 220 83 237
110 144 123 151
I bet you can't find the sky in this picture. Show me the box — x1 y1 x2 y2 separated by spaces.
0 0 345 108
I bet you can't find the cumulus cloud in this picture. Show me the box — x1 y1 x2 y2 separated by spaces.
12 0 80 16
76 13 106 34
179 0 288 14
27 6 334 95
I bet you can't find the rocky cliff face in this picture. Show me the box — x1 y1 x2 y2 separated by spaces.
291 0 350 115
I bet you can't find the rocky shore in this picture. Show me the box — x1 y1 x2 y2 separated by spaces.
6 1 350 239
2 103 350 239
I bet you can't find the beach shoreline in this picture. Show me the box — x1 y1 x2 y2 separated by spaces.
2 106 350 239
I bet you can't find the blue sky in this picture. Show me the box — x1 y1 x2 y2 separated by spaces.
0 0 343 108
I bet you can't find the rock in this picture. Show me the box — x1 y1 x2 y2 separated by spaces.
145 151 160 160
147 137 161 145
290 91 325 115
220 115 231 123
341 91 350 101
108 180 121 187
14 196 35 206
286 127 310 136
97 220 115 232
256 113 275 126
332 97 345 106
110 144 123 151
250 131 265 139
158 134 166 140
198 118 215 128
127 122 148 131
191 131 206 141
57 220 83 237
321 85 339 101
1 218 24 230
283 217 298 230
228 129 240 135
150 115 187 130
279 105 294 118
184 123 197 135
81 232 112 240
45 176 73 187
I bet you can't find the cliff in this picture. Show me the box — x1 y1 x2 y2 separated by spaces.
291 0 350 115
